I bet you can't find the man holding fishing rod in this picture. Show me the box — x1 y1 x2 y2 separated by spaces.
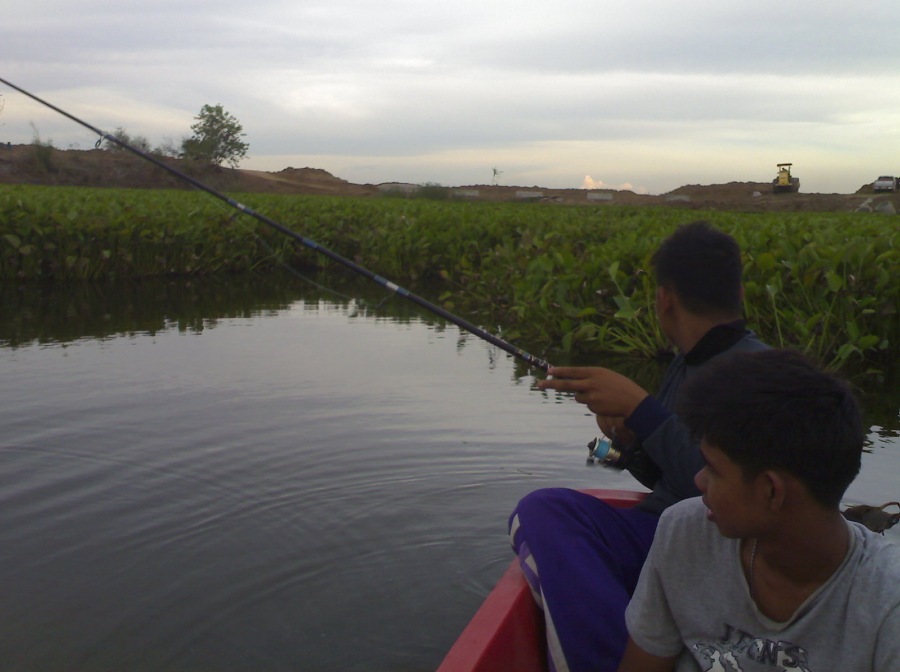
508 221 769 672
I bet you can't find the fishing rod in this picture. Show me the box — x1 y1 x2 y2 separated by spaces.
0 76 551 371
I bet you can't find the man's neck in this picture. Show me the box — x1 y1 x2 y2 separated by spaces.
751 511 851 620
672 315 741 354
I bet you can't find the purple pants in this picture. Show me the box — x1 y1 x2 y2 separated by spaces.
508 488 660 672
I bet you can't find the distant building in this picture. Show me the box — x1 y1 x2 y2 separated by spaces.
452 189 480 200
586 191 614 201
377 182 419 195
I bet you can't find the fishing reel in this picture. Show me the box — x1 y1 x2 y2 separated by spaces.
585 436 662 489
586 436 626 467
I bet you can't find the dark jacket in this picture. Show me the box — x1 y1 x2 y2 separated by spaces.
623 322 769 515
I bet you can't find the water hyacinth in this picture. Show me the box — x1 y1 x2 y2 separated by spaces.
1 184 896 370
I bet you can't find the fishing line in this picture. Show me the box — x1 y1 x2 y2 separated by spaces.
0 76 551 371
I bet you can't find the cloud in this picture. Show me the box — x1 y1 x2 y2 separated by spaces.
4 0 900 193
582 176 644 194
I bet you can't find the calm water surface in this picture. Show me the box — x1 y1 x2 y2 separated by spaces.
1 275 897 671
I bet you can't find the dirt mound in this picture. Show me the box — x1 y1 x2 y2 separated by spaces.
0 144 378 197
658 180 892 214
667 181 771 200
240 166 378 197
0 144 894 213
275 166 342 181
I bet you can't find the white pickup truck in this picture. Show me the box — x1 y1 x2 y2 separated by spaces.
873 176 897 192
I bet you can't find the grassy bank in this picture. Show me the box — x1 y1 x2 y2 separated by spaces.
1 184 897 369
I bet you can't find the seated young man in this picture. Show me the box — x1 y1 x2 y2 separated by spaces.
619 349 900 671
511 222 767 671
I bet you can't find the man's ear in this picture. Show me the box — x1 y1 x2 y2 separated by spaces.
761 470 787 512
657 285 675 314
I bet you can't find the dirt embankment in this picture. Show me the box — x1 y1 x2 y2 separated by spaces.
0 143 895 214
0 144 379 197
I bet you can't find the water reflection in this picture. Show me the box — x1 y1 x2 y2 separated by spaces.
0 272 424 347
2 272 894 434
3 270 897 492
0 271 896 672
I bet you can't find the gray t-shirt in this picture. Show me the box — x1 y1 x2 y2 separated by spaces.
625 497 900 671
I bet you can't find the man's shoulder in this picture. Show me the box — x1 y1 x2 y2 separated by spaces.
848 524 900 614
663 496 706 516
855 524 900 575
701 331 769 368
658 497 710 535
725 330 770 354
652 498 730 575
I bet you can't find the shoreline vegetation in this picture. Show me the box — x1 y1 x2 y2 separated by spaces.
1 183 897 372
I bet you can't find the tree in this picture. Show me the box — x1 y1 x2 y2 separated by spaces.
103 126 150 152
181 104 248 168
153 136 181 158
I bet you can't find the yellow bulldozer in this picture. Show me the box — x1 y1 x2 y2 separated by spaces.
773 163 800 194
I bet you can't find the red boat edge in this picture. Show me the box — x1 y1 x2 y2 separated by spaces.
436 489 648 672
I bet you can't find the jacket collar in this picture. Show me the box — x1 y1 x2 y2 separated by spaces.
683 319 749 366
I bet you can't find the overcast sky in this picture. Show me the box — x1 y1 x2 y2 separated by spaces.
3 1 900 194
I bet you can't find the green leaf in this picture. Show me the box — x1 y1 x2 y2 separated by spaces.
825 271 843 292
756 252 776 271
836 343 858 362
857 335 880 350
613 295 636 319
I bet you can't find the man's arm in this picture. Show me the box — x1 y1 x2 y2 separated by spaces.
616 637 677 672
632 412 705 502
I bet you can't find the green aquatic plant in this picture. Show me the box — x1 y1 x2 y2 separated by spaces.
1 185 897 370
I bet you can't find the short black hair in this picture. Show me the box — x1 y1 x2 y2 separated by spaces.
678 349 863 508
652 221 743 317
